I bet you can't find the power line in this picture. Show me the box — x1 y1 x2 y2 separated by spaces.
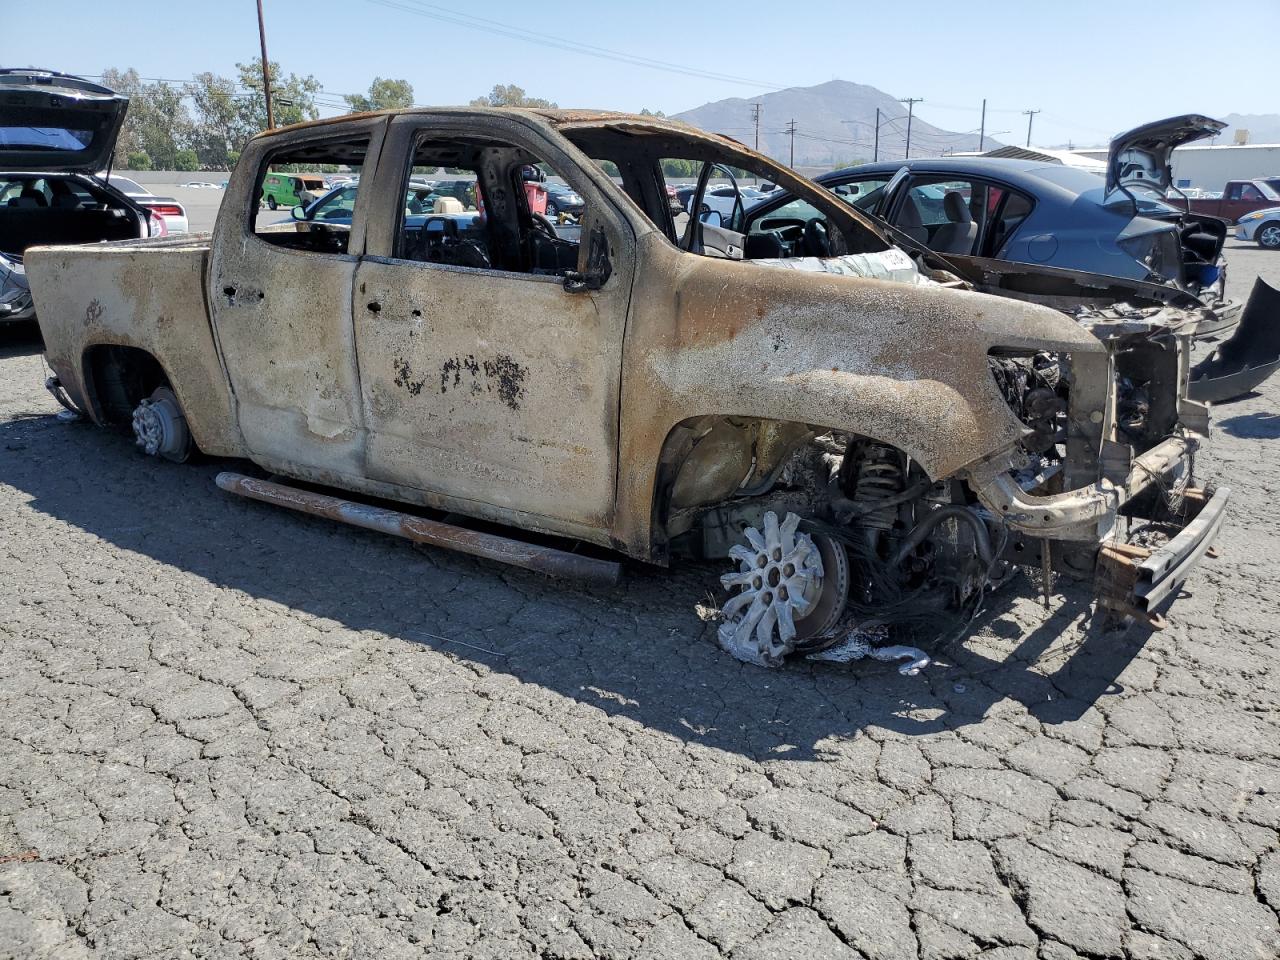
363 0 788 91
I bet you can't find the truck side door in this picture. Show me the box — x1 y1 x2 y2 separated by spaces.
1222 181 1260 222
208 117 387 479
351 115 635 540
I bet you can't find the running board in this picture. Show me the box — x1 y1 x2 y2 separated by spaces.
214 472 622 586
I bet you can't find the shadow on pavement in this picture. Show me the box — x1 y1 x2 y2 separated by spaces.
1216 411 1279 439
0 412 1151 762
0 321 43 360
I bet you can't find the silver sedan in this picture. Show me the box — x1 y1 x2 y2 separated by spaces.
1236 206 1280 249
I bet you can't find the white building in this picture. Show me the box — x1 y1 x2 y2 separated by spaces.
1073 142 1280 190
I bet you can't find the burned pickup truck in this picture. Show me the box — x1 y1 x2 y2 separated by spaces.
27 107 1228 665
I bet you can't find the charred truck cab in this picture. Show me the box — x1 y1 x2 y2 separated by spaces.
26 106 1230 668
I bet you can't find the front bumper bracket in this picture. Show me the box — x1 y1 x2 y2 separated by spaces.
1096 485 1229 627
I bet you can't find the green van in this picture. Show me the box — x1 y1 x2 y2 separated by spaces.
260 173 326 210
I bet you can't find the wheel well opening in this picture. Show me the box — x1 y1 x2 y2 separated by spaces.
650 415 817 558
82 345 169 424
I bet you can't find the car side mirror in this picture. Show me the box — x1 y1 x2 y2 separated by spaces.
699 209 723 227
291 205 306 220
563 225 612 293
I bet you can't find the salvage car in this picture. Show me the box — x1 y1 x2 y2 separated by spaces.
0 69 161 323
543 181 585 219
748 116 1280 403
27 107 1233 665
768 117 1238 338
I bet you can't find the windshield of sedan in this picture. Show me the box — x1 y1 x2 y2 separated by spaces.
309 186 358 221
1107 184 1182 214
1031 163 1183 215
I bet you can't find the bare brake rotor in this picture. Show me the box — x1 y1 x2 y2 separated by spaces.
717 511 849 665
131 386 192 462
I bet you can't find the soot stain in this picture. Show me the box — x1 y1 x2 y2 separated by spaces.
483 354 527 411
436 353 528 410
393 358 425 397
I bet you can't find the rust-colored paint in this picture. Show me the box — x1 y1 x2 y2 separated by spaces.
215 471 621 584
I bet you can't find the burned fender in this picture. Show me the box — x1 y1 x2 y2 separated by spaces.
1189 278 1280 403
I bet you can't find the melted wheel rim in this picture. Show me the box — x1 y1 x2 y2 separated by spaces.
717 511 847 665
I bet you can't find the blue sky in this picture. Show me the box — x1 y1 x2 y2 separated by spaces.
6 0 1275 148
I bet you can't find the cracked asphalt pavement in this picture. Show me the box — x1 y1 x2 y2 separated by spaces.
1 244 1278 959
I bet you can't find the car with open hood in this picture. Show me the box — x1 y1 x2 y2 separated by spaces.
745 115 1279 404
24 107 1233 666
0 68 158 323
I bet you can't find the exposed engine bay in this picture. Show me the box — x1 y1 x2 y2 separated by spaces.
672 264 1216 667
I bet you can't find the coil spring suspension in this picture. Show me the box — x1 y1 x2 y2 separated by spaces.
849 443 906 531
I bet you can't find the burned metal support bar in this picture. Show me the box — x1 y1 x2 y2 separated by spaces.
215 472 622 585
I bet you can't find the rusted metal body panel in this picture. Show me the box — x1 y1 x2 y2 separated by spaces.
351 258 629 542
206 113 389 479
24 236 245 458
216 472 622 584
611 234 1104 558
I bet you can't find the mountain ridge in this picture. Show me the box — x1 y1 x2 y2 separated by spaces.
672 79 1000 168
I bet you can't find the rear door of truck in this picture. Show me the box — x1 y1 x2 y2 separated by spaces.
207 116 389 478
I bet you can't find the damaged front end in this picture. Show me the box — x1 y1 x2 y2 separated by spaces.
688 256 1229 667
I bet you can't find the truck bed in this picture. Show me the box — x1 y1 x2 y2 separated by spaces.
25 233 244 457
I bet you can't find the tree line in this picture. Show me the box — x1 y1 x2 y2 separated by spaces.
107 71 579 171
104 69 730 177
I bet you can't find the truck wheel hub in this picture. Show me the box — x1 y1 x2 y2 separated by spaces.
717 511 848 665
131 387 191 462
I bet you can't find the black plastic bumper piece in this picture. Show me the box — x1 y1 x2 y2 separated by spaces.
1189 278 1280 403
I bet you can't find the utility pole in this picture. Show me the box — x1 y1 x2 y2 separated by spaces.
1023 108 1041 148
786 119 796 168
751 101 763 183
979 98 987 152
256 0 275 130
900 98 922 159
874 107 880 161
